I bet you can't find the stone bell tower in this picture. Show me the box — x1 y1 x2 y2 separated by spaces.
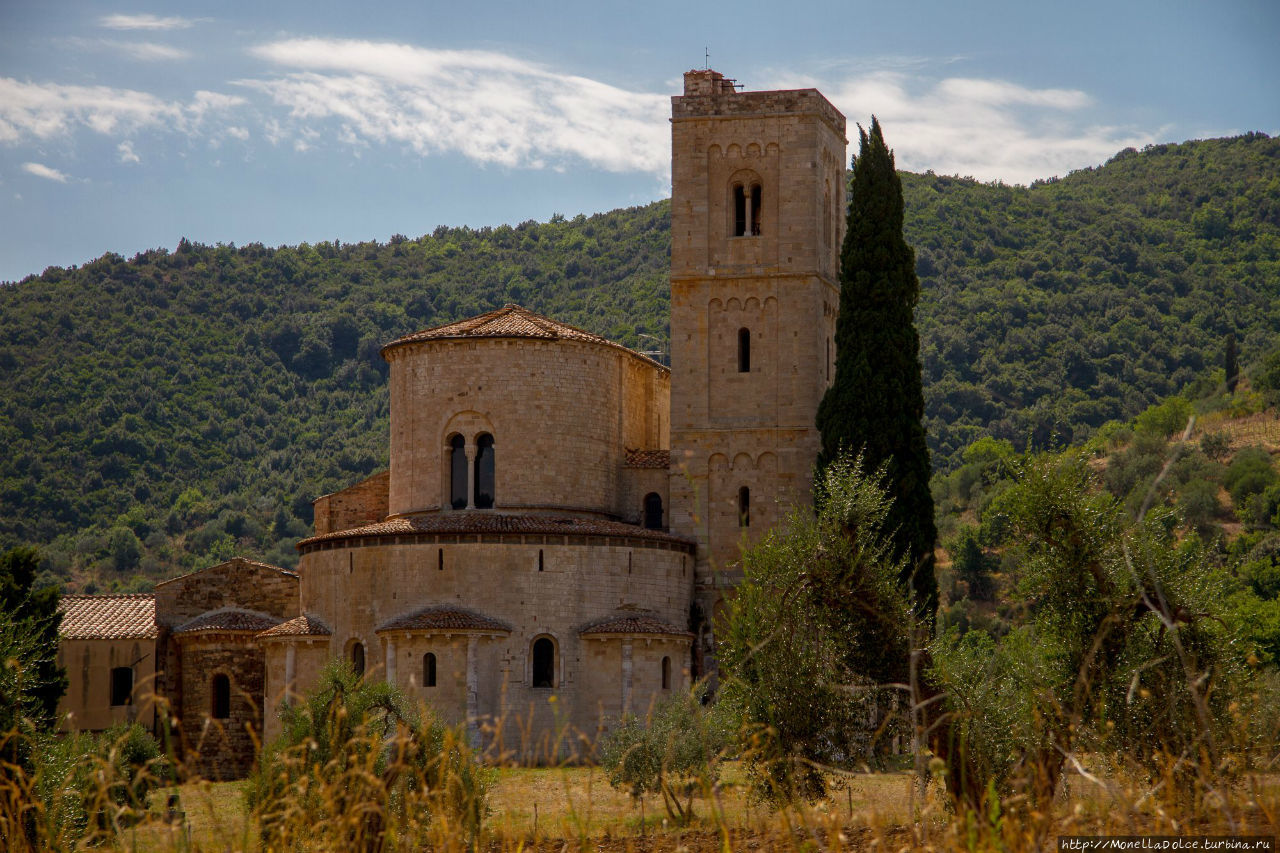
667 69 846 658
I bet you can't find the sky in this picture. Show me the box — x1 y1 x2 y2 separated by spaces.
1 0 1276 283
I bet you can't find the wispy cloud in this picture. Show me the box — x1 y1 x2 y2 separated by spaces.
22 162 70 182
98 13 202 31
117 141 140 163
0 78 244 143
239 38 670 173
766 70 1154 184
104 40 190 61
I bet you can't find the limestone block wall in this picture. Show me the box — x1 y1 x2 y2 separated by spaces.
56 638 157 733
314 470 390 535
155 558 299 627
579 636 690 727
385 338 669 519
260 639 329 744
175 633 266 780
618 466 670 528
294 536 693 757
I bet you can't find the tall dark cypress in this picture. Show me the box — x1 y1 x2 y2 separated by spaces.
816 118 937 616
1225 332 1239 394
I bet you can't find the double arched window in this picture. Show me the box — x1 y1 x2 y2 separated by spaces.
733 182 763 236
448 432 496 509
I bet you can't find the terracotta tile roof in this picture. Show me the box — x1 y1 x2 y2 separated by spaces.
58 594 157 640
376 606 512 635
580 614 692 638
381 304 667 371
624 449 671 469
257 613 332 639
154 556 295 589
298 512 695 549
173 607 283 635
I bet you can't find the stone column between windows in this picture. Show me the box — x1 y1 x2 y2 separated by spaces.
621 639 633 717
385 637 397 685
466 636 480 746
464 444 477 510
284 643 296 704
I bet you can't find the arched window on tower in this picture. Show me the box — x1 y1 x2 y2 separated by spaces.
423 653 437 688
474 433 495 509
737 328 751 373
733 183 747 236
449 434 467 509
350 641 365 678
643 492 664 530
661 656 672 690
211 673 231 719
738 486 750 527
750 183 762 235
531 637 555 688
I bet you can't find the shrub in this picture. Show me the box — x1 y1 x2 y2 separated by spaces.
1224 446 1278 509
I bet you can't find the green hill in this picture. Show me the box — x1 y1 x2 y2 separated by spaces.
1 133 1277 591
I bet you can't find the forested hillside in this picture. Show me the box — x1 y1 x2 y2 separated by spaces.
2 133 1277 591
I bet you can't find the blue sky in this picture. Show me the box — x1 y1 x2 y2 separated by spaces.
1 0 1276 283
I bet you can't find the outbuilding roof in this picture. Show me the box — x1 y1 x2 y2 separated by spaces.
376 606 512 635
624 449 671 469
173 607 283 635
381 304 666 371
579 614 692 639
58 594 157 640
298 512 694 550
257 613 333 639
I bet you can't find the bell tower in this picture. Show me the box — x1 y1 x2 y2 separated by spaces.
667 70 846 655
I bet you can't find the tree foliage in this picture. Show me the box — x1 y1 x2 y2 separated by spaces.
818 117 938 615
0 547 66 736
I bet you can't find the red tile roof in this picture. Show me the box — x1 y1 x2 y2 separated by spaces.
579 615 692 638
624 449 671 469
58 594 157 640
376 606 512 634
173 607 283 635
381 304 666 371
298 512 695 549
257 613 332 639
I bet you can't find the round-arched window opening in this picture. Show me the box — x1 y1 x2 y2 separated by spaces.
424 652 437 688
531 637 555 688
661 656 672 690
737 328 751 373
211 673 231 719
738 486 750 527
449 434 467 509
350 641 365 678
474 433 495 509
643 492 664 530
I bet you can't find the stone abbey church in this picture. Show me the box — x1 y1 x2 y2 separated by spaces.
56 69 849 778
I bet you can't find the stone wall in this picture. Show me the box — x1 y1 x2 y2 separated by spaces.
314 470 390 535
175 633 265 780
56 637 157 733
260 639 330 744
154 558 299 628
384 337 670 519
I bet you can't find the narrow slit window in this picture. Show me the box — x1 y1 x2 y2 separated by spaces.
474 433 495 509
737 328 751 373
424 653 437 688
438 548 443 571
738 486 750 528
750 184 762 235
110 666 133 707
538 549 544 571
211 674 231 719
449 435 467 509
733 184 746 236
661 656 671 690
532 637 555 688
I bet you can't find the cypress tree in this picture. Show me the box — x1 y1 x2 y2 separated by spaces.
816 118 937 616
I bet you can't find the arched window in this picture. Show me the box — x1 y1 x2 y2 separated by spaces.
733 183 747 236
531 637 555 688
750 184 762 235
738 486 750 527
449 434 467 509
211 673 231 719
110 666 133 707
350 641 365 677
737 328 751 373
474 433 495 509
643 493 664 530
661 656 671 690
423 653 437 688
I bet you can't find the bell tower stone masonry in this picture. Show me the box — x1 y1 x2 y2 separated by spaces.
668 69 847 653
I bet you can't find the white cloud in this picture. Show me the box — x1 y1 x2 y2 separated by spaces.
766 70 1153 184
239 38 670 174
0 78 244 144
105 40 190 61
226 126 249 140
117 140 140 163
22 162 70 182
99 14 201 31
